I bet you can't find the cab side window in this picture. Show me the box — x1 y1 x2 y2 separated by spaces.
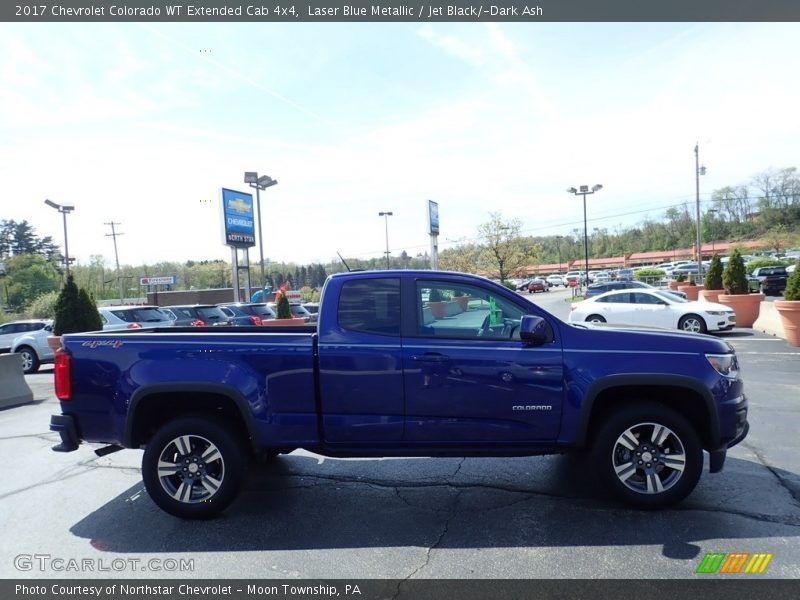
415 281 526 340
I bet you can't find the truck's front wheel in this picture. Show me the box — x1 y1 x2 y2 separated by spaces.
142 417 245 519
593 404 702 509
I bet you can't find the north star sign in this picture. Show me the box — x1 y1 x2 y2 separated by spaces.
220 188 256 248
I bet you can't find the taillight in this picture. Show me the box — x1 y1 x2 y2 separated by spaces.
127 323 142 329
54 350 71 400
249 316 262 326
191 319 205 327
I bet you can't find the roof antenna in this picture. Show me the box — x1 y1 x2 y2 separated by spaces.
337 251 352 272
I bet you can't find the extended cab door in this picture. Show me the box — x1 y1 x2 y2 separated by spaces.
317 277 404 442
402 278 563 443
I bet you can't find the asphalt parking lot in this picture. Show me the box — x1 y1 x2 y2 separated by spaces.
1 295 798 581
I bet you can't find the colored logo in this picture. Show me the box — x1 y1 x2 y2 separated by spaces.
696 552 773 574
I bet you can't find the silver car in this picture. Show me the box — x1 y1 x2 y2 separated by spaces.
0 319 50 353
11 321 54 374
98 306 174 330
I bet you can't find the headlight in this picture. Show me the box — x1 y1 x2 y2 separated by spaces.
706 310 731 316
706 353 739 378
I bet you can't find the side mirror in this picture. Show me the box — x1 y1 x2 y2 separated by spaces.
520 315 550 345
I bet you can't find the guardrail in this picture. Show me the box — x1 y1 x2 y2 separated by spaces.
0 353 33 409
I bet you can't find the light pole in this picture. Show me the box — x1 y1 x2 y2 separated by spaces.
44 199 75 277
555 235 563 272
378 211 393 269
244 171 278 288
707 208 718 255
567 185 603 286
694 144 706 279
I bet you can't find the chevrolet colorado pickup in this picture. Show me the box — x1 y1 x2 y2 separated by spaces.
50 271 749 518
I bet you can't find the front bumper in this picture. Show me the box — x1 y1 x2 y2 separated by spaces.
708 401 749 473
50 414 80 452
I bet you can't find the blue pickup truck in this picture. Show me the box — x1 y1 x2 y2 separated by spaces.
50 270 749 518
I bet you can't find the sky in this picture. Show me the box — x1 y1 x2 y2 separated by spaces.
1 21 799 270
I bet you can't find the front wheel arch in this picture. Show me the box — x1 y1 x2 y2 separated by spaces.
592 402 703 508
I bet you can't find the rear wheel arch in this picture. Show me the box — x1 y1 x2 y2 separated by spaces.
125 384 259 455
575 376 720 451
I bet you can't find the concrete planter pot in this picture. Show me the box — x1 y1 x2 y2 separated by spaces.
677 284 702 301
46 335 63 353
428 302 446 319
698 289 723 304
774 300 800 347
717 293 765 328
261 318 308 327
668 280 681 290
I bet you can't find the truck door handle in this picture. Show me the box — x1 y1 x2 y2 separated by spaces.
411 353 449 363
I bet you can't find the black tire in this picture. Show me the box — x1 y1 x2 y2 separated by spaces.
142 417 245 519
592 403 703 509
585 314 606 324
678 314 707 334
17 346 40 374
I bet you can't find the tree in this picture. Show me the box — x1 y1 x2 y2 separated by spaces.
784 260 800 301
53 275 103 335
439 240 481 274
477 213 539 283
4 253 61 309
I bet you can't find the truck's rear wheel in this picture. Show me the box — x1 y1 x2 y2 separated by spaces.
592 403 702 508
142 417 245 519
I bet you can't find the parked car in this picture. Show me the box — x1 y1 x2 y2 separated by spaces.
668 264 700 279
545 274 566 287
11 321 54 373
564 271 586 285
583 280 687 300
515 278 533 291
747 266 788 296
569 288 735 333
527 278 548 293
98 306 174 331
615 268 634 281
163 305 232 327
217 305 263 326
302 302 320 315
217 303 276 324
0 319 50 353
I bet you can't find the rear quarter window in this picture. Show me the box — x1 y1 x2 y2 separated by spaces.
338 278 400 336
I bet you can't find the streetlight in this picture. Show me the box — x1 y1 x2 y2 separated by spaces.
244 171 278 288
44 199 75 277
566 184 603 286
708 208 718 255
694 144 707 279
378 211 393 269
555 235 563 272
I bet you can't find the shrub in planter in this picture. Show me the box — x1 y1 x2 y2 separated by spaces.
53 275 102 336
785 260 800 301
675 272 686 283
700 254 724 303
775 260 800 346
718 248 763 327
722 249 749 294
275 290 292 319
704 255 723 290
427 288 446 319
678 273 701 300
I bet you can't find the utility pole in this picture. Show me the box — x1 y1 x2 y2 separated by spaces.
105 222 125 304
